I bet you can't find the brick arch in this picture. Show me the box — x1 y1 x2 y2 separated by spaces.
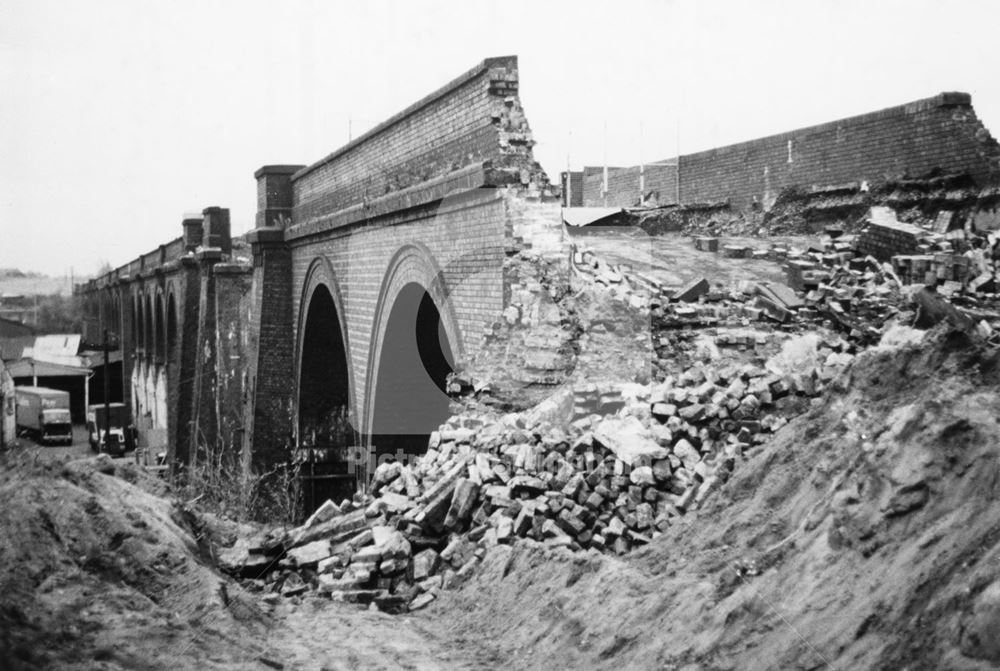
131 294 140 349
362 243 463 443
154 289 165 363
165 287 178 365
112 289 121 337
143 290 153 357
295 255 358 438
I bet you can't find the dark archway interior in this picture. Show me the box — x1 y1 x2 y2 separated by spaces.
154 295 165 361
166 295 178 365
135 299 143 351
298 285 356 512
372 283 454 464
144 297 152 355
299 285 352 447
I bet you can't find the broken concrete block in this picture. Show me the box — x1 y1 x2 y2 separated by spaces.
303 499 342 528
379 557 409 575
286 539 332 566
605 516 626 538
556 509 586 537
629 466 655 486
509 475 548 496
594 416 669 466
378 492 414 513
443 478 481 530
675 277 710 303
678 403 706 422
352 545 384 564
409 592 436 611
409 549 440 582
672 439 700 469
651 402 677 419
372 461 403 488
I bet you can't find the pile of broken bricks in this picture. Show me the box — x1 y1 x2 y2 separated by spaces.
217 338 856 614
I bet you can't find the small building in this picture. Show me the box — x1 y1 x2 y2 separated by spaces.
2 334 93 423
0 316 35 339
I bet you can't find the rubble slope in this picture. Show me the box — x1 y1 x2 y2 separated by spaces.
432 328 1000 670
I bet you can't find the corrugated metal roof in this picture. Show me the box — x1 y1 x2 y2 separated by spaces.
6 357 91 378
562 207 624 227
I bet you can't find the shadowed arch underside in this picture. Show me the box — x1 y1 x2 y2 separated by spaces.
370 282 454 463
298 283 357 507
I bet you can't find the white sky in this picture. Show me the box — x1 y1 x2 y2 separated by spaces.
2 0 1000 276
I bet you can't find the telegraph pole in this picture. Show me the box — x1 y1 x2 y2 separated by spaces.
103 329 110 449
82 331 118 452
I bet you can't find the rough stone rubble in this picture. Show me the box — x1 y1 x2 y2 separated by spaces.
218 201 998 614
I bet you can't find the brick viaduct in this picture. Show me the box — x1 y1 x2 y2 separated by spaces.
78 56 561 484
77 55 1000 493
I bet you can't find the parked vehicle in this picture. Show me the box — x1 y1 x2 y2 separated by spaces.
87 403 129 456
15 386 73 445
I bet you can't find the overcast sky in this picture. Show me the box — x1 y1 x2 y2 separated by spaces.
3 0 1000 277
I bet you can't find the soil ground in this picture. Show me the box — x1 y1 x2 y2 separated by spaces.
4 328 999 670
428 327 1000 670
0 450 487 670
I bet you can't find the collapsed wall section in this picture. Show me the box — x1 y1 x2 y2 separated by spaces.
290 55 550 228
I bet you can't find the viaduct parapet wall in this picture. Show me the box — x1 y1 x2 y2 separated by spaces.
571 92 1000 209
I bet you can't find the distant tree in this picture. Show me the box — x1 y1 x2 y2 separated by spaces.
35 293 82 334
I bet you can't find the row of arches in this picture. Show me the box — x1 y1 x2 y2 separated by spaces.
85 285 178 365
130 289 178 364
296 246 458 502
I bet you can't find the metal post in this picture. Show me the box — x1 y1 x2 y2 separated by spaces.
103 329 110 451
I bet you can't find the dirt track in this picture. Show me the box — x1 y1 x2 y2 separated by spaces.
0 453 485 671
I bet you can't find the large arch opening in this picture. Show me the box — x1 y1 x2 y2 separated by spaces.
371 283 454 464
298 284 355 509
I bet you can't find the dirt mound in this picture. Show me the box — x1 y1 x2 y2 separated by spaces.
429 328 1000 670
0 453 490 670
0 455 250 670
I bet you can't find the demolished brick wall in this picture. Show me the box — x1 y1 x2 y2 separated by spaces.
580 163 679 207
591 92 1000 218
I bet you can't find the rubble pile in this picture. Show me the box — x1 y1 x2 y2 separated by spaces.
676 171 1000 237
218 333 856 614
653 208 1000 348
